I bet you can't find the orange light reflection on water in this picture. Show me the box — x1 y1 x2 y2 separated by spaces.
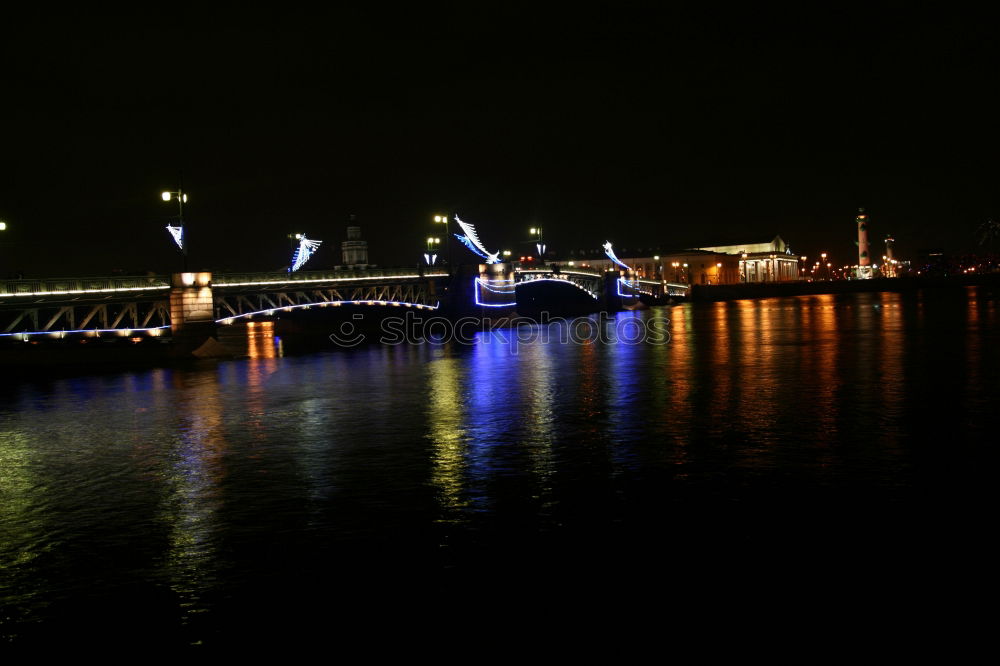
246 321 278 360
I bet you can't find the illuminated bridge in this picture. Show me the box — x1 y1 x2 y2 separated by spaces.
470 265 687 311
0 264 687 341
0 269 446 340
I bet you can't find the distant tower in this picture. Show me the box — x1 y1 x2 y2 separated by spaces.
884 233 896 278
341 217 369 266
857 208 872 279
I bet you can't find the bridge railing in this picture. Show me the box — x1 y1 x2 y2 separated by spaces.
213 267 449 287
0 275 171 298
516 268 604 278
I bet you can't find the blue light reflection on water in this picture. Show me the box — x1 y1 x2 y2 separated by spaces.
1 288 997 644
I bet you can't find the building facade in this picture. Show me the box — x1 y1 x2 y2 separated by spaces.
695 235 799 283
341 226 369 266
553 235 798 285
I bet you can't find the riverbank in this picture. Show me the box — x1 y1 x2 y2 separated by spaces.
690 273 1000 301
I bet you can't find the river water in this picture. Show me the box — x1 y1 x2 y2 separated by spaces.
1 287 996 645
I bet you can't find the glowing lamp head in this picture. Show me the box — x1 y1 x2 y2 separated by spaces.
0 221 6 231
182 194 188 203
161 192 171 201
530 228 537 235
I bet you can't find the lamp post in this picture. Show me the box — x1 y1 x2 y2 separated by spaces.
434 215 451 271
530 226 545 259
424 236 441 265
162 186 189 271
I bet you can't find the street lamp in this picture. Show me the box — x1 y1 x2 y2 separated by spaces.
530 226 545 258
424 236 441 265
434 215 451 270
161 187 189 270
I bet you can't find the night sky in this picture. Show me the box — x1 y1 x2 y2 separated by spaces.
2 5 997 276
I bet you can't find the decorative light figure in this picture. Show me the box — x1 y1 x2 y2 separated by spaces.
290 234 323 272
166 225 184 250
603 241 632 270
454 216 500 263
161 187 188 266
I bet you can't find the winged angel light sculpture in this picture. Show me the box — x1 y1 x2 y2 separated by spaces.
454 216 500 264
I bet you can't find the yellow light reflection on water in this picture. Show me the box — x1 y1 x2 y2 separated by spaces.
0 431 42 571
515 342 556 490
708 302 733 431
427 356 470 519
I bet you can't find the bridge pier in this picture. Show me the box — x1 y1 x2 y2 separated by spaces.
452 263 517 316
603 271 625 312
169 272 219 354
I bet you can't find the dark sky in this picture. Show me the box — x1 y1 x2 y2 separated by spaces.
1 4 997 276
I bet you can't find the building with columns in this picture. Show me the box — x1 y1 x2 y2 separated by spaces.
558 250 740 285
694 235 799 282
557 235 798 285
341 225 369 266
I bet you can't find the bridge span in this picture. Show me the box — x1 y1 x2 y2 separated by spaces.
0 264 687 343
